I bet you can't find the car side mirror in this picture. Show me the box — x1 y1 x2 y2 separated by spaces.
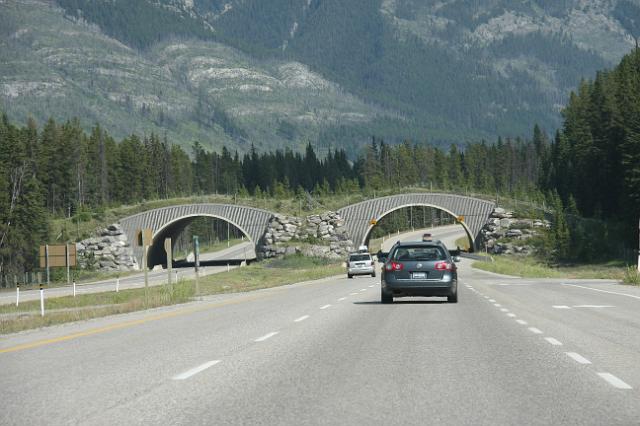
377 253 387 263
453 256 461 263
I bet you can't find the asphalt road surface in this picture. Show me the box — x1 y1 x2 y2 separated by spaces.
0 242 255 306
2 244 639 424
380 224 468 252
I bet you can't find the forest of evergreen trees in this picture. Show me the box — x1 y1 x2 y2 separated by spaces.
2 48 640 276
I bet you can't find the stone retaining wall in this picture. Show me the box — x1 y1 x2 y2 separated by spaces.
259 211 354 259
479 207 549 255
76 224 139 271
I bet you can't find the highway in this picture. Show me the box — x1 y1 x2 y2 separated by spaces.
379 224 467 252
0 242 255 305
1 227 640 425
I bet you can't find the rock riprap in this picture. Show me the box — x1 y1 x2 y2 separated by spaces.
259 211 354 259
76 224 139 271
479 208 550 255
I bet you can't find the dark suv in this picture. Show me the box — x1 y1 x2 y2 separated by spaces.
380 241 458 304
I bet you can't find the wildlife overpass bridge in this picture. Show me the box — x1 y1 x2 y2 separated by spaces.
337 193 495 250
119 194 494 268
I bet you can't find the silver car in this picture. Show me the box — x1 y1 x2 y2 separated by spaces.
347 253 376 278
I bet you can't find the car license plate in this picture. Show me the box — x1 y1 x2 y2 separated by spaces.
412 272 427 279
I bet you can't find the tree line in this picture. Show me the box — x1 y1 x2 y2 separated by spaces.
2 48 640 275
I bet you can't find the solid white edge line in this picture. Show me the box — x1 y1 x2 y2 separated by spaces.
562 284 640 300
553 305 571 309
566 352 591 364
528 327 543 334
320 304 331 310
172 360 221 380
255 331 279 342
544 337 563 346
294 315 310 322
597 373 633 390
516 319 528 325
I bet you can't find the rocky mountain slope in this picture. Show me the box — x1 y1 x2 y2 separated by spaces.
1 0 639 152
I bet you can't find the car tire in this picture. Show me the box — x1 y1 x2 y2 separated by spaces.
381 289 393 304
448 292 458 303
348 274 353 279
371 271 376 278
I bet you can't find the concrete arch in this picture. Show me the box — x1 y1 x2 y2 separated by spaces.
147 213 253 267
338 193 495 250
119 204 275 267
360 203 475 248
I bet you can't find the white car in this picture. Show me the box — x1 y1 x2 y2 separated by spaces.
347 253 376 278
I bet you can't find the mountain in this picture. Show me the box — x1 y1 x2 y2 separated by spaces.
1 0 639 153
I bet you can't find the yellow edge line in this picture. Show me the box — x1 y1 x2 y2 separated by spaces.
0 294 268 354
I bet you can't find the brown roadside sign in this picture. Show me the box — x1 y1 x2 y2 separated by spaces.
39 244 77 268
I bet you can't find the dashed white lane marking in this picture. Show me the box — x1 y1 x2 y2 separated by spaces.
573 305 615 309
350 293 358 296
360 289 367 291
338 297 347 301
489 299 496 303
597 373 633 390
500 308 509 312
320 304 332 310
294 315 310 322
528 327 543 334
553 305 571 309
494 303 502 307
563 284 640 300
255 332 279 342
544 337 563 346
566 352 592 365
516 319 528 325
368 285 375 288
484 296 490 299
172 360 221 380
507 313 516 317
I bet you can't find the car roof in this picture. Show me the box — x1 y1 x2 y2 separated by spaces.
393 240 445 247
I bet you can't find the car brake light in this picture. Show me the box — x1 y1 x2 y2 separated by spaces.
385 262 404 271
435 261 453 271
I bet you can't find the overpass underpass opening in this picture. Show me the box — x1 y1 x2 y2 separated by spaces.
364 205 474 252
147 216 254 268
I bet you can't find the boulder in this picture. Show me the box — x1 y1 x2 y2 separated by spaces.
499 218 512 228
505 229 523 238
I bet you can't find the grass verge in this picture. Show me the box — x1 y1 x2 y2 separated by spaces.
472 256 628 280
0 255 343 335
454 236 471 251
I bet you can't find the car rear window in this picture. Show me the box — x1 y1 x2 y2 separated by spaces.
349 254 371 261
391 246 447 261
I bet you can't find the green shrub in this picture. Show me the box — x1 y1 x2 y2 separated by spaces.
623 266 640 285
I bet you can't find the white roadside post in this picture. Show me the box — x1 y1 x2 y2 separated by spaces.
116 276 120 293
39 284 45 317
193 235 200 297
73 280 76 297
16 283 20 307
637 218 640 272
